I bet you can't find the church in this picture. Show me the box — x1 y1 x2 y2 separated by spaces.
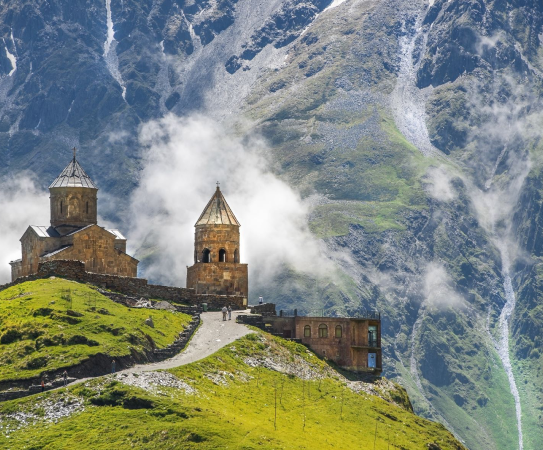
9 151 139 281
9 150 248 304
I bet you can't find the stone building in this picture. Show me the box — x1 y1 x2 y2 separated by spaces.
186 186 248 301
262 312 382 373
10 152 138 281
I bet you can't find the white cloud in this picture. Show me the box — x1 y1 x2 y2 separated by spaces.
425 165 457 202
423 262 465 309
128 114 331 290
0 174 49 284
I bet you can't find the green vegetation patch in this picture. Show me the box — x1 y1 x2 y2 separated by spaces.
0 332 465 449
0 279 191 382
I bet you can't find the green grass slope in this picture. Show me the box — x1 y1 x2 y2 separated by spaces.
0 332 465 449
0 279 191 382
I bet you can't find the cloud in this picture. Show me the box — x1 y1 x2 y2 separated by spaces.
425 165 457 202
423 262 465 309
0 174 49 284
128 114 331 291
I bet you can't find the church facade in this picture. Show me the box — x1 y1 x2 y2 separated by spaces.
10 152 138 281
186 186 248 299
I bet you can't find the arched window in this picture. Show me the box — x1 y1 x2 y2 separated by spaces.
318 324 328 338
60 201 63 214
335 325 342 338
234 249 239 263
202 248 211 263
86 201 89 214
219 249 227 262
304 325 311 337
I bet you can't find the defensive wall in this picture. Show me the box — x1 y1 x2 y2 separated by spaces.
0 260 246 310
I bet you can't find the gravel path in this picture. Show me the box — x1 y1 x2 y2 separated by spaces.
123 310 252 373
63 310 252 390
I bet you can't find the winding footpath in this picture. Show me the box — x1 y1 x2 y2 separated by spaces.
124 310 252 373
66 310 252 388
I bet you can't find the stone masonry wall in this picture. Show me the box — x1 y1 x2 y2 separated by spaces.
0 260 246 309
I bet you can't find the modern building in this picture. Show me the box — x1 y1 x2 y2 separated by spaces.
10 150 138 281
262 311 382 373
186 186 248 300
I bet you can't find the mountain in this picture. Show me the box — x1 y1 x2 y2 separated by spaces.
1 0 543 449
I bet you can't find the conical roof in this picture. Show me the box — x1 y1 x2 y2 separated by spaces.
196 186 240 226
49 152 98 189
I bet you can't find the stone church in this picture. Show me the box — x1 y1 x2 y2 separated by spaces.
10 151 138 281
186 186 248 298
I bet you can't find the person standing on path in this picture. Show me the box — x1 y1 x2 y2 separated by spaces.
222 306 227 321
63 370 68 387
111 359 116 374
41 379 45 392
227 305 232 320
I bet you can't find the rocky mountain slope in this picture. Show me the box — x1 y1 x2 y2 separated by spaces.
1 0 543 449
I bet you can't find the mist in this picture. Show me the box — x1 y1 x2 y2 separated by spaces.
128 114 330 294
0 174 49 284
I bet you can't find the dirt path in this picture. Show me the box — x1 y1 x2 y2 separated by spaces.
60 310 252 390
121 310 252 373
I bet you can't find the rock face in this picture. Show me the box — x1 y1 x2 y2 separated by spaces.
2 0 543 449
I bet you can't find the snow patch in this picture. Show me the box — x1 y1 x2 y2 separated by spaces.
323 0 347 13
3 32 16 76
103 0 127 100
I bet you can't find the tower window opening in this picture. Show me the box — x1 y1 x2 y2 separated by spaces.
219 249 227 262
202 248 211 263
234 248 239 263
86 201 89 214
60 201 63 214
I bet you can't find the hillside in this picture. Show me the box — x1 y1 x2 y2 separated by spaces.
0 331 465 450
0 278 191 384
0 0 543 449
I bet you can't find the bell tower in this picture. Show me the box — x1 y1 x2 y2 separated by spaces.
186 185 248 300
49 148 98 235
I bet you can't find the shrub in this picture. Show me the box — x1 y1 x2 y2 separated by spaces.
66 335 89 345
24 356 48 369
1 329 22 344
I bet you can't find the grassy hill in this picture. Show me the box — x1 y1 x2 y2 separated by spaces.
0 279 191 383
0 331 465 449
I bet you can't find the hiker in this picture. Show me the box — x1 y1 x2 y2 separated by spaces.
259 296 263 305
222 306 227 321
63 370 68 387
41 379 45 392
228 305 232 321
111 359 116 374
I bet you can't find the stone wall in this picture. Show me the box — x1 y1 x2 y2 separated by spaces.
186 262 248 297
0 260 246 309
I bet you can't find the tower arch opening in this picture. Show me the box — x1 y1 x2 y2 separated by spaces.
219 248 227 262
202 248 211 263
234 248 239 263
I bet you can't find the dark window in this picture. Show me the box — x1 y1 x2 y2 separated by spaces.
234 249 239 263
318 324 328 338
202 248 211 263
304 325 311 337
335 325 342 338
219 249 227 262
60 201 63 214
368 326 378 347
86 201 89 214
